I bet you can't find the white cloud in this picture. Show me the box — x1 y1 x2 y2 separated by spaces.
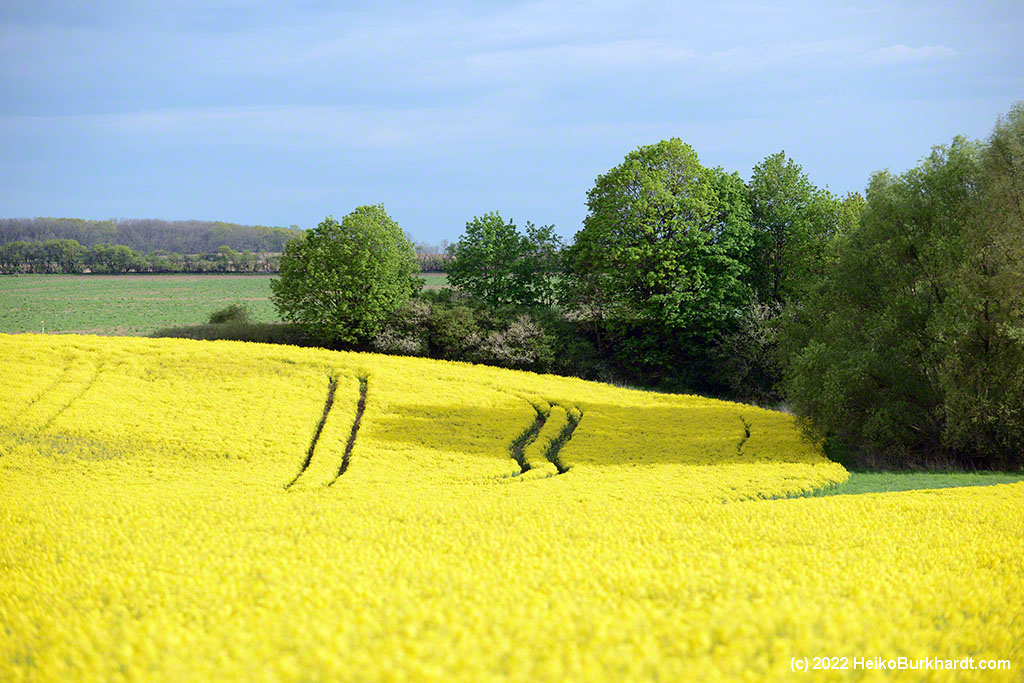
872 44 958 64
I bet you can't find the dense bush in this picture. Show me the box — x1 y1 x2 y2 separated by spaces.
371 290 601 377
207 303 252 325
711 299 784 406
152 321 316 346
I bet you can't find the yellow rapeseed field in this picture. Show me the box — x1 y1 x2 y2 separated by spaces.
1 333 1021 681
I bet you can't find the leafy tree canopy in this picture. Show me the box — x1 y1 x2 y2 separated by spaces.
782 103 1024 468
747 152 858 304
566 138 755 342
270 206 419 344
446 212 563 307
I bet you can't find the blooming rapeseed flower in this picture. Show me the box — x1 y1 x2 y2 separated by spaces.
0 334 1020 681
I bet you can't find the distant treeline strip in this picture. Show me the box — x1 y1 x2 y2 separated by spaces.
0 217 451 274
0 239 449 275
0 240 280 274
0 217 302 253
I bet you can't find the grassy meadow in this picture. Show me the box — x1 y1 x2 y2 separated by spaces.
419 272 449 289
0 274 280 335
0 273 448 336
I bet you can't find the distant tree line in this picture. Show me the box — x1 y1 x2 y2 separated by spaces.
0 240 280 274
0 220 449 274
413 240 452 272
0 217 302 253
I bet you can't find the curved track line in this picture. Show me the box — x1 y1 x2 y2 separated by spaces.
508 401 548 474
39 362 113 431
541 405 582 474
737 415 751 457
12 358 73 421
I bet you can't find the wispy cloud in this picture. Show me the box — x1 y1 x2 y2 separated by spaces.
0 103 519 151
871 44 958 64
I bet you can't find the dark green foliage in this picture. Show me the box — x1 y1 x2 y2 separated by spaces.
747 152 856 303
207 303 252 325
446 212 562 307
712 299 784 405
152 321 316 346
935 103 1024 468
782 137 979 466
782 103 1024 469
371 291 598 376
428 301 482 360
270 207 419 345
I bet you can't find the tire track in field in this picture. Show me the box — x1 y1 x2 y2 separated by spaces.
507 400 548 474
737 415 751 457
285 374 339 489
12 358 73 422
39 361 117 431
540 405 583 474
327 376 368 485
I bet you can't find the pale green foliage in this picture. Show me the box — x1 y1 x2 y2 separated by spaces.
566 138 754 342
271 206 418 344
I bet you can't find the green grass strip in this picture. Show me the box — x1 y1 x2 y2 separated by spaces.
803 471 1024 497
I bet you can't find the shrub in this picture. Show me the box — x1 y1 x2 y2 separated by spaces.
207 303 252 325
472 314 554 370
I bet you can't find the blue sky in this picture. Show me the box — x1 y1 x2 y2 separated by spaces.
1 1 1022 244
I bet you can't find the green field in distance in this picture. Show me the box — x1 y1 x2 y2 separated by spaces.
418 272 448 289
0 273 449 336
0 275 280 335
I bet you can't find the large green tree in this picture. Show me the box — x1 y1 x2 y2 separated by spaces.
936 103 1024 467
782 137 979 464
782 105 1024 468
271 206 419 344
566 138 754 343
446 212 563 307
747 152 854 304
